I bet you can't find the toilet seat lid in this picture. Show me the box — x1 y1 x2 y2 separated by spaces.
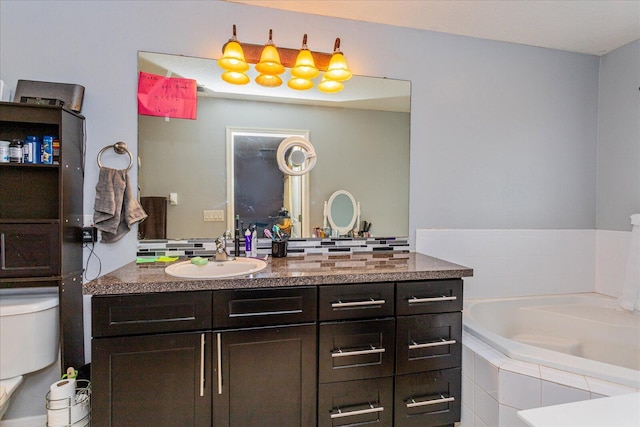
0 386 7 406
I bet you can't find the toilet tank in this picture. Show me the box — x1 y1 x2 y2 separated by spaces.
0 288 59 380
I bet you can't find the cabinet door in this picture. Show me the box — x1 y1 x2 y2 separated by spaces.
394 368 461 427
213 324 317 427
92 332 211 427
0 222 60 278
396 312 462 374
318 282 394 321
318 377 393 427
319 318 395 383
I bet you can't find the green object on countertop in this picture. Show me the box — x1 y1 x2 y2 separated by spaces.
157 256 179 262
190 256 208 266
136 257 159 263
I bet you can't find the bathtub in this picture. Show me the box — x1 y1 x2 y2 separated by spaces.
463 293 640 389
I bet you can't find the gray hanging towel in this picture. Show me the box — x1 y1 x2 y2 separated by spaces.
94 167 147 243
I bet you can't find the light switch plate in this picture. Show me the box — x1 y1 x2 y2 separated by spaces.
203 209 224 222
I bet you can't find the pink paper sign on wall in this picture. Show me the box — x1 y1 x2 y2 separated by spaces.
137 71 197 120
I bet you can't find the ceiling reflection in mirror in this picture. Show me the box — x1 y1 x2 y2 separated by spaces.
138 51 410 240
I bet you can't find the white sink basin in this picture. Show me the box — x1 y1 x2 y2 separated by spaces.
165 258 267 279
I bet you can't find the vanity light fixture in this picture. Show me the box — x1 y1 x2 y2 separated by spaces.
219 26 351 92
323 38 352 82
218 25 250 85
287 34 319 90
255 29 285 87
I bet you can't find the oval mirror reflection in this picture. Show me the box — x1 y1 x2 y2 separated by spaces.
327 190 359 236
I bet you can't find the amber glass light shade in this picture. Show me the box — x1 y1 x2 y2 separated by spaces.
318 76 344 93
291 49 319 79
222 70 250 85
256 73 283 87
218 41 249 72
256 31 285 77
287 77 314 90
324 52 352 81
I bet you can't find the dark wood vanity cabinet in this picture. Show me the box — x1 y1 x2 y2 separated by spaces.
212 287 317 427
91 287 317 427
91 278 464 427
0 102 85 370
394 279 463 427
91 291 213 427
317 279 463 427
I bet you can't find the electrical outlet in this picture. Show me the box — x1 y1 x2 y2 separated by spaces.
83 214 94 227
82 226 98 243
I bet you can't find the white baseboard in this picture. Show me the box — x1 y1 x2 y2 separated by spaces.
0 415 46 427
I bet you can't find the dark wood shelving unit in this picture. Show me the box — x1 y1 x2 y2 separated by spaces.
0 101 85 371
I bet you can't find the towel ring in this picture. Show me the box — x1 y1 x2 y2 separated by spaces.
97 141 133 171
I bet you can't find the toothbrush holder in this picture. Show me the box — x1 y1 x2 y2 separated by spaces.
271 240 288 258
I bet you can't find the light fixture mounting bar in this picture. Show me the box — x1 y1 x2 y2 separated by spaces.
222 42 332 71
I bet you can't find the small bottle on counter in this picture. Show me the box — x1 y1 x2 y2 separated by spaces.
244 228 252 257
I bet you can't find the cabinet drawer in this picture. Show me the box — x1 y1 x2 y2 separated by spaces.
319 282 394 321
92 291 213 337
318 377 393 427
396 312 461 374
394 368 461 427
396 279 462 315
213 287 316 328
319 318 395 383
0 223 60 278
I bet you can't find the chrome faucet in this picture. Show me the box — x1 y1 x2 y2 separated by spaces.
214 236 235 261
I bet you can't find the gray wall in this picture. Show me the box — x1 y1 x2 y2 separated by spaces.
596 40 640 231
1 1 601 277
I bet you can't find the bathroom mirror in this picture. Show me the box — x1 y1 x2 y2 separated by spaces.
326 190 359 236
138 51 410 239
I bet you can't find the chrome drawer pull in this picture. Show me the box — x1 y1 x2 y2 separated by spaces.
409 338 457 350
408 295 457 304
331 403 384 419
216 333 222 395
406 394 455 408
199 333 205 397
331 298 386 308
331 345 386 358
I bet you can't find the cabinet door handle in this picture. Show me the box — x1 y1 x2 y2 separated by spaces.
0 233 5 270
408 295 457 304
330 403 384 419
331 298 386 308
406 394 455 408
409 338 457 350
199 333 205 397
216 333 222 395
331 345 385 358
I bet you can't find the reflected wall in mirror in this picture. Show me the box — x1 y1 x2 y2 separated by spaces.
138 51 410 240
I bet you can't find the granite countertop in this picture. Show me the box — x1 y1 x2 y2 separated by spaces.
83 252 473 296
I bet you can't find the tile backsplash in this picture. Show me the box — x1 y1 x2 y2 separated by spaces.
137 237 409 258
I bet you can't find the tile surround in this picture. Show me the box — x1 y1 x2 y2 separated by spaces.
461 332 640 427
416 228 632 299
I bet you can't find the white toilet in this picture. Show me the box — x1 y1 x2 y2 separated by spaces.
0 288 60 419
